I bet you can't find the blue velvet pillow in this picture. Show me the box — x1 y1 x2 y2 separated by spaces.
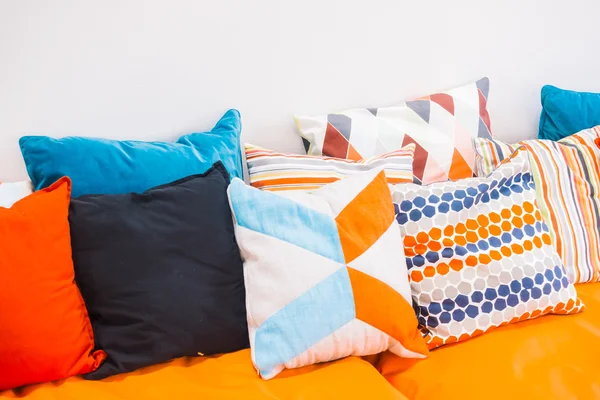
539 85 600 141
20 109 243 197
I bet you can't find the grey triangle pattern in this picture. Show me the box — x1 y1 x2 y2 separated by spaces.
327 114 352 140
406 100 430 123
367 108 378 117
478 118 492 139
476 77 490 100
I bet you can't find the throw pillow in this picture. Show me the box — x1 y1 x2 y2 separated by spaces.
69 162 247 380
20 109 242 197
392 150 584 350
539 85 600 141
294 78 492 184
245 143 416 192
0 180 32 208
228 169 429 380
0 177 105 390
473 126 600 283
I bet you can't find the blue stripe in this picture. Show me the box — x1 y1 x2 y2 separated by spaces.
395 175 534 226
254 267 355 376
228 179 345 263
418 267 569 328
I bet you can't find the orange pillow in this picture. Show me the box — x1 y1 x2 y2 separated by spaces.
0 177 105 390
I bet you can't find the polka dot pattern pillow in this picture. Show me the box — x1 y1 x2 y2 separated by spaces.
391 149 584 349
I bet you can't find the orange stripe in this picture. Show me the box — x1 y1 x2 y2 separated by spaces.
404 198 547 276
529 142 575 278
264 186 323 192
560 145 594 279
251 177 344 188
561 136 600 281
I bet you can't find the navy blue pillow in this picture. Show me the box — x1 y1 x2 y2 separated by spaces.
69 162 248 379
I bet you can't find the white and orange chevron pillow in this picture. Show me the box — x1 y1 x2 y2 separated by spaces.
228 168 428 379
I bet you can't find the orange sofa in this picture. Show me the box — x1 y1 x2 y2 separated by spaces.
3 283 599 400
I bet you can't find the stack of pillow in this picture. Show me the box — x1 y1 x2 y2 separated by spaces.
1 80 598 390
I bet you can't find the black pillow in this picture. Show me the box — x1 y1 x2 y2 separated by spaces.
69 162 248 379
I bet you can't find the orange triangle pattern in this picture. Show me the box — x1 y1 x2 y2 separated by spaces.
448 149 471 181
346 143 362 161
347 267 429 356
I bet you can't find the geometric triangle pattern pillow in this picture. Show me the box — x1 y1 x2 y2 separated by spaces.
294 78 492 184
473 126 600 283
228 169 428 379
392 150 584 350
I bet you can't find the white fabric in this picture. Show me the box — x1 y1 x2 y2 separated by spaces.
0 181 33 208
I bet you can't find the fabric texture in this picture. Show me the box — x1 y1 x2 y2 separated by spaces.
294 78 492 184
245 143 416 192
473 126 600 283
0 350 407 400
392 150 583 350
0 180 32 208
380 283 600 400
539 85 600 141
69 162 248 380
228 169 428 380
0 178 105 390
20 109 242 197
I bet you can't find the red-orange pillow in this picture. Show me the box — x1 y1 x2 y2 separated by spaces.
0 177 105 390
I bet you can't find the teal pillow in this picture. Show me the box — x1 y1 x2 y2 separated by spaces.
539 85 600 141
20 109 243 197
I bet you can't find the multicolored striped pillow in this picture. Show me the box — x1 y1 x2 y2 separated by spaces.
473 126 600 283
245 144 416 192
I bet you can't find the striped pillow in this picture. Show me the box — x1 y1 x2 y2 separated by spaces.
245 144 416 192
473 126 600 283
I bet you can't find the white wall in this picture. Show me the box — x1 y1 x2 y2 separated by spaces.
1 0 599 181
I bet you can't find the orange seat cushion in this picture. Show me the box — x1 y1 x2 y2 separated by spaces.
0 178 105 390
379 283 600 399
1 350 407 400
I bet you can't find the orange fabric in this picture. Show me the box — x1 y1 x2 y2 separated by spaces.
0 177 105 390
1 350 407 400
379 283 600 400
447 148 471 181
347 143 362 160
348 267 429 357
251 176 342 188
335 170 394 263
